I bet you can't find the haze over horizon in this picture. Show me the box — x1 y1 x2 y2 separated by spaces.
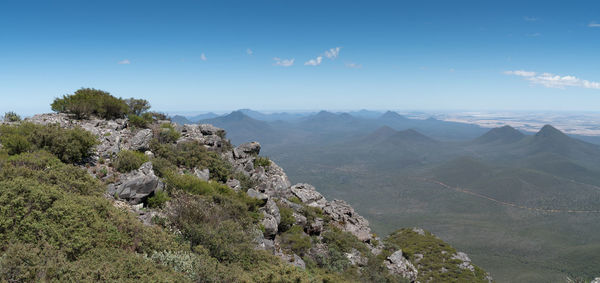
2 0 600 115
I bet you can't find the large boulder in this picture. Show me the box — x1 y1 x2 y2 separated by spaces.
193 168 210 181
291 183 327 209
323 199 372 242
233 142 261 159
385 250 418 282
108 162 162 204
128 129 153 151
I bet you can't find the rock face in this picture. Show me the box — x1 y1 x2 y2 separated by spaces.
385 250 418 282
107 162 162 204
452 252 475 272
323 199 373 242
290 183 327 209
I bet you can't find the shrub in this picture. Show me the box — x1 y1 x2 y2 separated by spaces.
3 111 21 122
279 225 311 256
51 88 129 119
254 156 271 168
151 140 232 182
128 113 152 128
277 202 295 233
0 123 98 163
147 190 170 208
125 98 151 116
157 123 180 144
114 150 148 173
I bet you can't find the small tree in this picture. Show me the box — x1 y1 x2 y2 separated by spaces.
3 112 21 122
126 98 151 116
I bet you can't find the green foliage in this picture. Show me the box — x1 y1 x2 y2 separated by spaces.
277 201 295 233
51 88 129 119
157 123 181 144
114 150 149 173
254 156 271 168
128 113 153 128
125 98 151 116
384 228 490 282
147 190 170 208
151 140 232 182
0 151 103 196
3 111 21 122
279 225 311 256
0 122 98 163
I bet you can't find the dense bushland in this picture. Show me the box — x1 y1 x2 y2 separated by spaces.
0 122 97 163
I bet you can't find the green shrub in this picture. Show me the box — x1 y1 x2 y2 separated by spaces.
3 111 21 122
157 123 180 144
51 88 129 119
147 190 170 208
279 225 311 256
125 98 151 116
254 156 271 168
0 123 98 163
151 140 232 182
277 202 295 233
128 113 152 128
114 150 148 173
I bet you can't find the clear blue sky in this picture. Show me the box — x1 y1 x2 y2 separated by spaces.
1 0 599 115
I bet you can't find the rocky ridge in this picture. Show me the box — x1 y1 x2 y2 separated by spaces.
21 113 492 282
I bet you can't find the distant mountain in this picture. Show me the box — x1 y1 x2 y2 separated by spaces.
171 115 192 125
378 111 409 122
238 109 310 122
475 125 525 144
524 125 600 161
199 111 274 145
188 112 219 122
348 109 383 119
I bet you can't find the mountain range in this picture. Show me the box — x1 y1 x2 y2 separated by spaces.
173 109 600 282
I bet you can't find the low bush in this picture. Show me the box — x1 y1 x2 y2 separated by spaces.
151 140 232 182
157 123 180 144
254 156 271 168
277 202 295 233
51 88 129 120
0 123 98 163
114 150 148 173
147 190 170 208
279 225 311 256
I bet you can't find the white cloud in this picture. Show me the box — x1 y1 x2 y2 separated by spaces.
345 62 362 69
527 32 541 37
505 70 600 89
118 59 130 65
324 47 341 59
304 56 323 66
246 48 253 55
589 21 600 27
200 53 207 61
273 57 294 67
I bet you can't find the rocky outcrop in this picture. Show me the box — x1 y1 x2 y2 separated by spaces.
452 252 475 272
385 250 418 282
323 199 372 242
107 162 163 204
290 183 327 209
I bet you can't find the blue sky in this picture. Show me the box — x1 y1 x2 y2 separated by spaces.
1 0 600 115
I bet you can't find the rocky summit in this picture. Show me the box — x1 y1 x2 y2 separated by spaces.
1 109 493 282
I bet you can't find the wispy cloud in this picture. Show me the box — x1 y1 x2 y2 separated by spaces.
524 16 538 22
526 32 541 37
589 21 600 27
304 56 323 66
117 59 130 65
246 48 253 55
345 62 362 69
505 70 600 89
200 53 207 61
324 47 341 59
273 57 294 67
